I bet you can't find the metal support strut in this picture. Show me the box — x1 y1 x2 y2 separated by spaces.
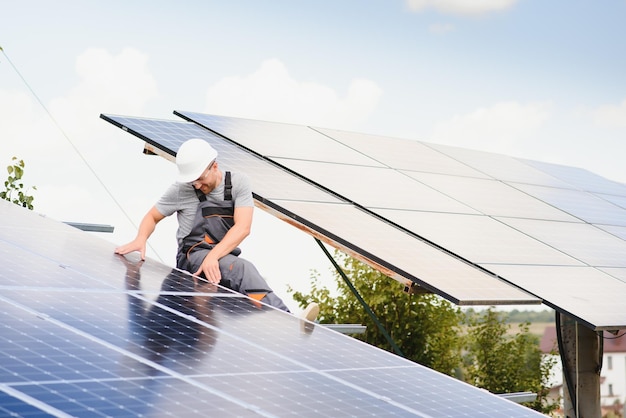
315 239 405 357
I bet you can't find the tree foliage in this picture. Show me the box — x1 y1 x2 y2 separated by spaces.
1 157 36 210
462 308 558 414
289 250 463 375
464 307 554 324
289 250 559 414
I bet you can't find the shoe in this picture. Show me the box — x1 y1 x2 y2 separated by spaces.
301 302 319 322
299 302 319 334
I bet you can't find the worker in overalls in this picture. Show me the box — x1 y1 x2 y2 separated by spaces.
175 138 289 311
115 138 319 320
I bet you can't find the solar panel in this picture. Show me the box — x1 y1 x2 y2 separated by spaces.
269 158 479 214
169 112 386 167
403 172 579 221
496 217 626 268
272 199 530 302
103 115 341 205
511 183 626 226
101 113 538 306
597 224 626 241
372 210 581 266
0 200 544 417
522 158 626 196
172 111 626 330
481 264 626 329
424 143 574 188
313 127 490 178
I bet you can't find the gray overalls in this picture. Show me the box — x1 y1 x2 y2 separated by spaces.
176 172 289 312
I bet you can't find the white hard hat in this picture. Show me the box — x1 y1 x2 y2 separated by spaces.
175 138 218 183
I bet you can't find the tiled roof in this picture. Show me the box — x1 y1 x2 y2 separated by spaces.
541 326 626 354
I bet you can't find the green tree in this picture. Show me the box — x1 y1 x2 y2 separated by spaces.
505 309 554 324
1 157 36 210
289 250 463 375
462 308 559 415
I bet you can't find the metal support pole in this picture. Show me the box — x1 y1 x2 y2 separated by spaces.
314 239 405 357
557 312 602 418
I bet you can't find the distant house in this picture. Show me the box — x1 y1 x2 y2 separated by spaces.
540 326 626 411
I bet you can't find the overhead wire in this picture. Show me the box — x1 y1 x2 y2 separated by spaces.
0 46 164 263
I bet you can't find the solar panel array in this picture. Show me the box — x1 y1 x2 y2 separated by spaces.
104 111 626 331
177 111 626 331
0 200 544 417
101 114 538 309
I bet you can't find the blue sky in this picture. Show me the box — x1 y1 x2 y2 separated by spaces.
2 0 625 311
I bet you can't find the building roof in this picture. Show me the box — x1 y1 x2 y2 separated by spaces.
541 326 626 354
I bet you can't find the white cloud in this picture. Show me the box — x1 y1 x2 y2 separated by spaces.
204 59 383 130
1 48 158 161
0 47 162 232
49 47 158 139
592 99 626 128
0 89 38 156
429 100 552 153
406 0 518 16
429 22 455 34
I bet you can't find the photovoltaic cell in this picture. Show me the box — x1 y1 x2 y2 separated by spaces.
0 201 544 416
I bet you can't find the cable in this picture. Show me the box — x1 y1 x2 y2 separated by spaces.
1 46 164 263
601 331 626 340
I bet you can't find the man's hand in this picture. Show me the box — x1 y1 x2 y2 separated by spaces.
194 252 221 284
114 206 164 260
114 239 147 260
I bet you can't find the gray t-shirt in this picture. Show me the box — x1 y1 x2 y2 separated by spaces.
155 171 254 246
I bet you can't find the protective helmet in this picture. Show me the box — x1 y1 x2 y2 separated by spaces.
175 138 218 183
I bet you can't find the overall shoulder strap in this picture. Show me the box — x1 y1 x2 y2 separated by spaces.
224 171 233 201
194 188 206 202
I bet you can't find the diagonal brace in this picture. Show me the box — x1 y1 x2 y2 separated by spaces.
315 239 405 357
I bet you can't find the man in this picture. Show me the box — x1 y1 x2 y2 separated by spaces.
115 138 319 321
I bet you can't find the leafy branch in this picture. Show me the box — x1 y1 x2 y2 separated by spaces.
1 157 37 210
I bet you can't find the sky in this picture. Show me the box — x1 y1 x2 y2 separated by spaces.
1 0 626 313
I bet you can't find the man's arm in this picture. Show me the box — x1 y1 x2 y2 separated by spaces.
114 206 166 260
194 205 253 283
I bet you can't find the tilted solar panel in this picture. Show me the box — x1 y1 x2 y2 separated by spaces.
0 200 544 417
101 113 538 306
173 111 626 330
